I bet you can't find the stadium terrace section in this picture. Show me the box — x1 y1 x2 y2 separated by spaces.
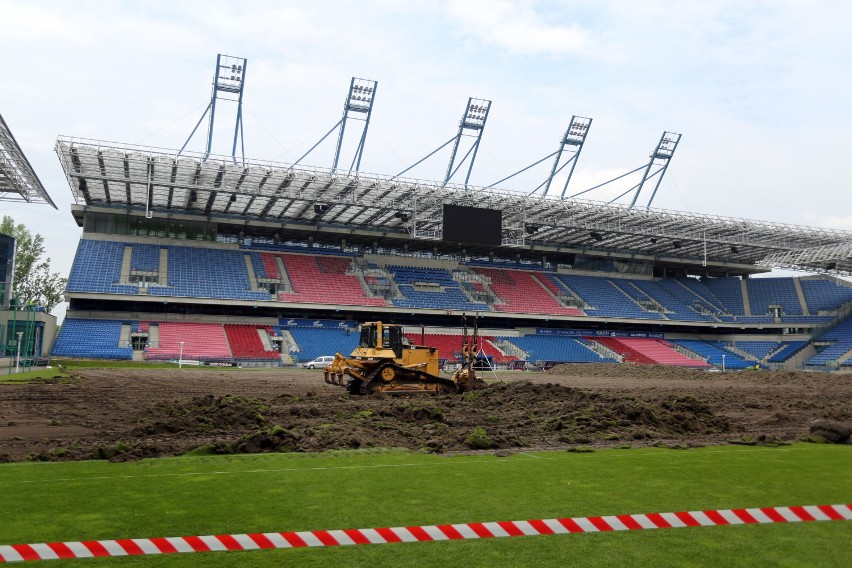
53 234 852 370
53 317 833 370
64 238 852 325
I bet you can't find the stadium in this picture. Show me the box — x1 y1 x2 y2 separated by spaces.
42 54 852 373
1 46 851 566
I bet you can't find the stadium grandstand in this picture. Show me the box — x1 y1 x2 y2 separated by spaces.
48 56 852 371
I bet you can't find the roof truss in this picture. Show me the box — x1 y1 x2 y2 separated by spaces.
56 136 852 272
0 114 56 208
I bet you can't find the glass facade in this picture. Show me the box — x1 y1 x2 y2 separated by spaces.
83 212 215 241
0 233 15 308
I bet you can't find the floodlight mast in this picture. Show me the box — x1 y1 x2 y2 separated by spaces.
179 54 247 163
566 130 681 207
332 78 378 174
629 131 681 209
444 98 491 188
552 116 592 198
292 77 377 174
486 116 592 197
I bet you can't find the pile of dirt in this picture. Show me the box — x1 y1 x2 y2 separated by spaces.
547 363 708 380
0 366 849 462
132 394 269 436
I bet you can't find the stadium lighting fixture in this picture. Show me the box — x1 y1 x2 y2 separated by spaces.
293 77 378 175
629 131 682 210
392 96 491 188
551 116 593 198
485 115 593 198
333 77 378 174
568 130 681 208
179 54 248 163
444 97 492 188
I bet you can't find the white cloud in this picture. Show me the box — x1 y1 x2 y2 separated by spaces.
442 0 597 56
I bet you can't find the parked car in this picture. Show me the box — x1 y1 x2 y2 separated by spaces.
303 355 335 369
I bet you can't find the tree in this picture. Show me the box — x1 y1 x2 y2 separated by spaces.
0 215 66 313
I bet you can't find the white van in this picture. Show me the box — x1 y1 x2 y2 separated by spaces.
303 355 335 369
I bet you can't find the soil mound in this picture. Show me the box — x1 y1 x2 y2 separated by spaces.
1 366 849 461
133 394 269 436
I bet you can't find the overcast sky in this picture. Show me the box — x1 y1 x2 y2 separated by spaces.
2 0 850 320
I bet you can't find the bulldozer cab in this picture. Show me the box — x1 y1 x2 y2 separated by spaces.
359 322 403 358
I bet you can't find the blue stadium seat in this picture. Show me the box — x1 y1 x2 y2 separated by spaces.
671 340 753 369
747 278 802 316
287 326 359 364
500 335 616 363
51 319 132 360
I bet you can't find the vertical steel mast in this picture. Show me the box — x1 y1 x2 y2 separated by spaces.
629 131 681 209
292 77 377 174
332 78 378 174
179 54 247 163
551 116 592 198
444 98 491 188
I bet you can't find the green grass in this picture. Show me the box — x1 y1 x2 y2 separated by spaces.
0 367 71 384
0 444 849 566
50 359 298 371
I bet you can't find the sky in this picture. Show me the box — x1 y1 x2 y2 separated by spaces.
1 0 850 321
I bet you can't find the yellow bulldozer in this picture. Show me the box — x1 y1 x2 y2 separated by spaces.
324 317 481 395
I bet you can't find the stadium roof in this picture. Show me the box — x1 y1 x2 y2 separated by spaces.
56 136 852 275
0 114 56 208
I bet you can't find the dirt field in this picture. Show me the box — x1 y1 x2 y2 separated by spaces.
1 364 850 462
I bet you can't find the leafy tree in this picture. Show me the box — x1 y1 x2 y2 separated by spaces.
0 215 66 313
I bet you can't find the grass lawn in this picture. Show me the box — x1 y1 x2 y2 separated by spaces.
0 444 849 566
48 359 295 372
0 367 71 384
0 359 296 385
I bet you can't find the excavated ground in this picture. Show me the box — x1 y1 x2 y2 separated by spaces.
0 364 850 462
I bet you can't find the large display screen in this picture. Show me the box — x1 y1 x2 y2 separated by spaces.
442 205 502 246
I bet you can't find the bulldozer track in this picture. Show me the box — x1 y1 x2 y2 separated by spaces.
354 362 459 395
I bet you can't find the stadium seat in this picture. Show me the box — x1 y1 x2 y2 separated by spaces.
51 319 132 360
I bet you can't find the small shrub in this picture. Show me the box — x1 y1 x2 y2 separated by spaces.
463 391 480 403
465 426 491 449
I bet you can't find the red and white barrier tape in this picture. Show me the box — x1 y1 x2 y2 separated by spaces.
1 504 849 562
